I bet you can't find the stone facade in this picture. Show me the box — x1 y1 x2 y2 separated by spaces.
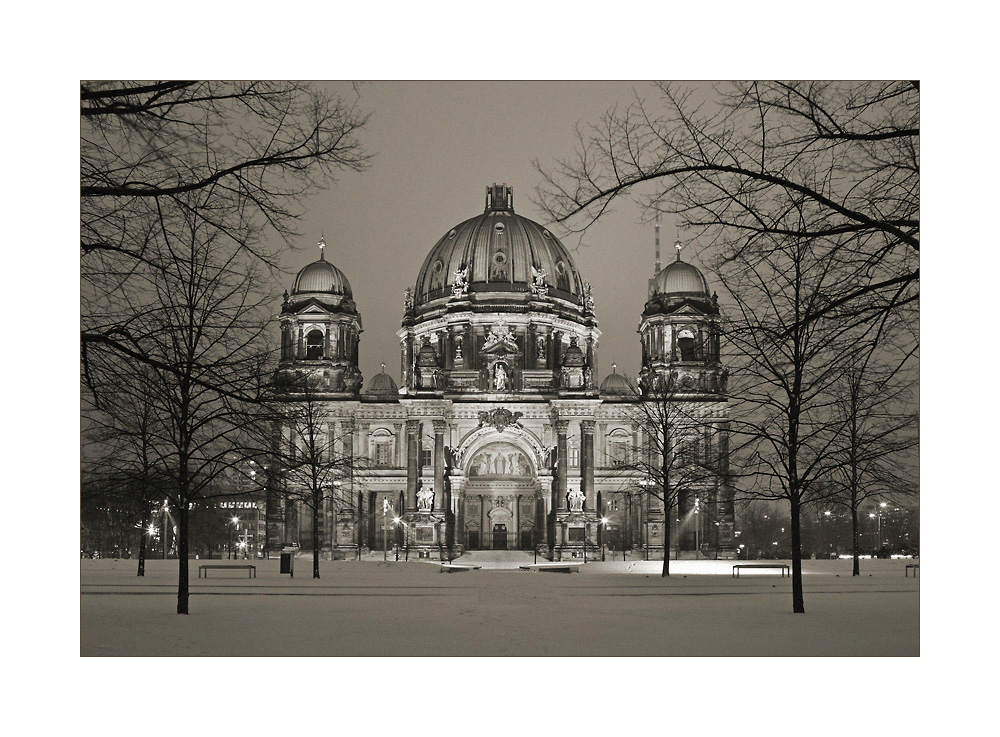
269 185 734 560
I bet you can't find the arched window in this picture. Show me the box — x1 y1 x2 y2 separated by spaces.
677 329 698 361
306 329 324 360
607 429 630 466
371 428 394 468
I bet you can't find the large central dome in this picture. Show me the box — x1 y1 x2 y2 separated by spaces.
413 183 584 308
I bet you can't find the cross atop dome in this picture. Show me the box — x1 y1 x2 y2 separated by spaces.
318 234 326 260
674 238 684 261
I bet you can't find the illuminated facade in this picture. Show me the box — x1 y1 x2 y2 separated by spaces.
271 184 733 559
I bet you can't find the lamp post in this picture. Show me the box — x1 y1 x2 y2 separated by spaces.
879 501 888 551
230 515 240 560
161 499 168 559
600 517 609 561
695 497 702 557
382 498 389 562
393 517 402 561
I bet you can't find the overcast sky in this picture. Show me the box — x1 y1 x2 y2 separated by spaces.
283 81 713 386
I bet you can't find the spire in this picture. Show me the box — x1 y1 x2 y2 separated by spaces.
654 215 661 274
674 236 684 262
318 234 326 261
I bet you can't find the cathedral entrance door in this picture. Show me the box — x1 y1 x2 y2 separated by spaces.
492 524 508 550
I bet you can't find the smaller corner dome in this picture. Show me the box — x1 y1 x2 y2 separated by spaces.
367 367 398 395
653 257 710 296
600 369 634 396
291 238 353 298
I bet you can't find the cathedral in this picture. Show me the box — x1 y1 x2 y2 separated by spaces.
270 184 733 560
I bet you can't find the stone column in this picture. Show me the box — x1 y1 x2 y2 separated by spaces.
556 420 569 511
432 420 447 514
406 419 420 512
581 420 596 511
342 418 357 548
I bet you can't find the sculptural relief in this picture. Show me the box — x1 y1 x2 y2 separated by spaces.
467 443 531 477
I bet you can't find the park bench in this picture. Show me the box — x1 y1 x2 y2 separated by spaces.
905 563 919 577
732 563 789 578
439 563 481 573
198 564 256 578
519 562 583 573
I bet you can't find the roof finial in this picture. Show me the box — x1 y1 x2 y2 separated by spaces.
675 236 684 261
381 362 386 374
318 234 326 261
612 362 617 374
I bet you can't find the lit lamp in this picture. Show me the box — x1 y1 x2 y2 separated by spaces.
230 515 240 560
393 517 401 561
695 497 702 557
600 517 609 561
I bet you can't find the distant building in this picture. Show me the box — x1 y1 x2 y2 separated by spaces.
270 184 733 559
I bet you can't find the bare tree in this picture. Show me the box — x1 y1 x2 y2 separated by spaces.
535 81 918 332
613 373 730 577
89 199 275 614
81 81 370 385
263 375 364 578
83 362 168 575
827 332 918 575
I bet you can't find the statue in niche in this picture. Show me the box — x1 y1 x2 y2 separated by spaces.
454 334 463 360
583 282 595 312
536 335 546 360
403 287 413 312
417 488 434 512
568 489 585 512
493 454 506 475
493 363 509 391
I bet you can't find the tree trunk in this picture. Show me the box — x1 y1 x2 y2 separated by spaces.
661 503 671 577
790 497 804 613
851 504 860 576
177 501 190 615
313 495 321 579
137 507 148 576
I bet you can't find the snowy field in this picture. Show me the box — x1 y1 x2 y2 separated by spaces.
80 552 918 656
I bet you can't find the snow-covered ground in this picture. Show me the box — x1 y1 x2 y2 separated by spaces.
81 552 918 656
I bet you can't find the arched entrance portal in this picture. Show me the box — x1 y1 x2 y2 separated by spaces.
461 440 541 551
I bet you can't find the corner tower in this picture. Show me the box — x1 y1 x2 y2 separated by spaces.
276 237 364 396
638 239 726 397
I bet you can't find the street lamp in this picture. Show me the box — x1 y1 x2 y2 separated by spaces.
230 515 240 560
694 497 700 559
600 517 609 561
382 498 389 562
393 517 401 561
161 499 169 559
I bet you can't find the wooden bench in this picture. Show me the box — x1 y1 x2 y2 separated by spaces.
905 563 919 577
732 563 789 578
439 563 481 573
198 564 256 578
519 563 583 573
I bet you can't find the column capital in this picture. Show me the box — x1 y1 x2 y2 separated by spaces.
554 420 569 434
432 419 448 435
581 419 596 434
406 419 421 434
